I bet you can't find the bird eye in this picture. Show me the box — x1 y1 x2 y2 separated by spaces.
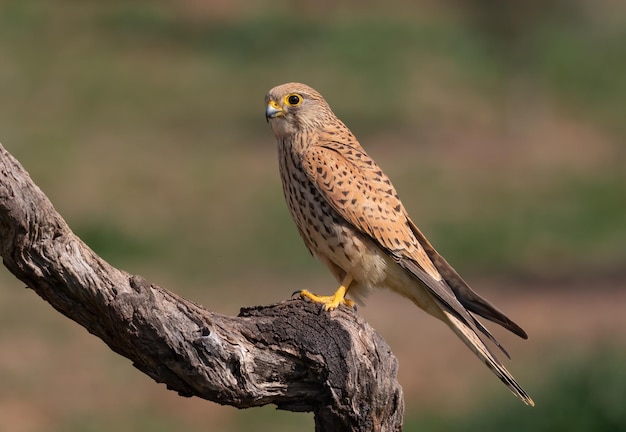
286 94 302 106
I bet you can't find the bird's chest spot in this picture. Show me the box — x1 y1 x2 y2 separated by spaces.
278 144 389 290
279 152 357 262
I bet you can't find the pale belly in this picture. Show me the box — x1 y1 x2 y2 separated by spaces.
284 177 422 305
279 147 441 314
310 220 440 314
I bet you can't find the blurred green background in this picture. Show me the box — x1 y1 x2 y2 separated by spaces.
1 0 625 431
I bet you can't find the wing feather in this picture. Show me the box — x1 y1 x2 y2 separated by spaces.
302 143 476 324
301 141 520 356
406 218 528 339
302 142 441 279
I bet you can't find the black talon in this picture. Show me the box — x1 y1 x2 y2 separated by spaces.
291 290 302 298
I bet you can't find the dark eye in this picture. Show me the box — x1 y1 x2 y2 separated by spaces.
287 94 301 105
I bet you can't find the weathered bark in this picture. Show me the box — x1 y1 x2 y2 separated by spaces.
0 143 404 431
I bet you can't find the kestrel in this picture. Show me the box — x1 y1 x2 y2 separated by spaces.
265 82 534 406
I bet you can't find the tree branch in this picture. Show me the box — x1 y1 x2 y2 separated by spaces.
0 143 404 432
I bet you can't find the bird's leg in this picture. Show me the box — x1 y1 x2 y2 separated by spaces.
299 274 355 311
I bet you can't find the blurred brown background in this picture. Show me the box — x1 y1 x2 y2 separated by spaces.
1 1 625 431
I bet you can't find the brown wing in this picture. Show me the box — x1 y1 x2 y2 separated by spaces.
302 144 481 321
302 141 520 356
301 141 440 279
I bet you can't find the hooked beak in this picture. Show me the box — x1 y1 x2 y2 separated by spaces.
265 100 283 122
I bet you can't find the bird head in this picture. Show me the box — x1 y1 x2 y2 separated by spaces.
265 82 333 138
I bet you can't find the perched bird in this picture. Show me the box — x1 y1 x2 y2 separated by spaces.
265 82 534 406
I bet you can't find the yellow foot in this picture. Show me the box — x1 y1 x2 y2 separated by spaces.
298 274 355 311
299 289 355 311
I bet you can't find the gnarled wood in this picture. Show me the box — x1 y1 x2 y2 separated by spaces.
0 143 404 431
